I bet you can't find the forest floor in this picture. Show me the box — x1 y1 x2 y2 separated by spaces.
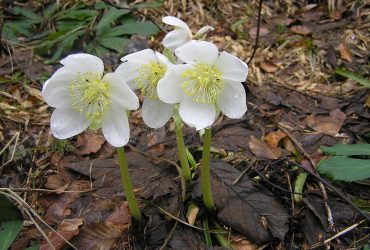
0 0 369 249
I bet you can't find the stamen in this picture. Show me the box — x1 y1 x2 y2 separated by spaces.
181 63 224 104
68 72 111 129
135 61 166 99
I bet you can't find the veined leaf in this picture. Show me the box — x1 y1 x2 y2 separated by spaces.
96 7 130 36
57 9 97 21
321 143 370 156
13 7 43 23
335 68 370 88
97 37 130 53
318 156 370 182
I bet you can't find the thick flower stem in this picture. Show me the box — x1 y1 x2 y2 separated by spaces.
201 128 215 210
117 147 142 220
175 127 192 181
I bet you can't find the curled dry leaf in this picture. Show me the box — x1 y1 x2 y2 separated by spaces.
249 136 282 160
305 109 346 136
76 131 105 155
264 130 287 147
338 42 352 63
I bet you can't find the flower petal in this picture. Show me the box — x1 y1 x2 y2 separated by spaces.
179 96 216 130
162 16 191 33
162 30 191 51
51 108 89 139
120 49 156 65
155 52 173 67
102 104 130 147
60 53 104 75
175 40 219 64
115 62 141 90
216 52 248 82
142 97 174 128
104 73 139 110
42 67 77 108
217 81 247 119
157 64 189 104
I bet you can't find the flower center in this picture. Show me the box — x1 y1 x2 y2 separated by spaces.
181 63 224 104
135 61 166 99
68 72 111 129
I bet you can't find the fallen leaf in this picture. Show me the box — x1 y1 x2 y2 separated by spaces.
290 25 312 35
264 131 287 147
76 131 105 155
260 61 279 73
106 202 131 232
232 234 259 250
249 136 282 159
197 161 289 243
305 109 346 136
40 218 84 250
282 137 296 152
338 42 352 63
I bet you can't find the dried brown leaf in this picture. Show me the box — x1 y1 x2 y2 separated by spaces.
290 25 312 35
338 42 353 63
260 61 279 73
264 131 287 147
76 131 105 155
306 109 346 136
249 136 282 159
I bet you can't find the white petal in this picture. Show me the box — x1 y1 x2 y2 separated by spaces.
102 104 130 147
175 40 219 64
120 49 156 65
115 62 140 90
142 97 174 128
157 64 189 104
103 73 139 110
50 108 89 139
42 67 77 108
155 52 173 67
179 96 216 130
194 25 214 37
162 30 191 51
60 53 104 75
217 81 247 119
162 16 191 34
216 52 248 82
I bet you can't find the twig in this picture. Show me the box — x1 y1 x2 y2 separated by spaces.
0 131 20 171
246 0 263 65
0 187 94 193
277 123 335 230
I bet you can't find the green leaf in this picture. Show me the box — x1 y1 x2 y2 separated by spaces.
96 7 130 36
317 156 370 182
0 193 23 221
133 1 163 8
94 45 110 56
293 172 308 203
163 48 176 64
25 245 39 250
335 68 370 88
58 9 97 21
321 144 370 156
44 4 58 19
97 37 130 53
0 220 23 250
13 7 43 23
118 21 159 36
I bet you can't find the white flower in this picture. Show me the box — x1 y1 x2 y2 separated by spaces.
157 41 248 130
162 16 214 51
42 53 139 147
115 49 174 128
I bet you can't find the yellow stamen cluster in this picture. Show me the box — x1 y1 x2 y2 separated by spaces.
69 72 111 129
135 61 166 99
181 63 224 104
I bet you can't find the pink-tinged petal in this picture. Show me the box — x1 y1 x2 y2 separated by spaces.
216 52 248 82
217 81 247 119
175 40 219 64
51 108 89 139
60 53 104 75
179 96 216 130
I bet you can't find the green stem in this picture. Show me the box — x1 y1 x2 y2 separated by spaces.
175 127 192 181
117 147 142 220
201 128 215 210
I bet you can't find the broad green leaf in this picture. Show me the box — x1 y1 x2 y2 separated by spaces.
335 68 370 88
318 156 370 182
0 193 23 221
116 21 159 36
98 25 128 37
13 7 43 23
94 45 110 56
58 9 97 21
44 4 58 19
98 37 130 53
57 20 88 32
94 1 107 10
2 23 18 41
0 220 23 250
321 144 370 156
96 7 130 35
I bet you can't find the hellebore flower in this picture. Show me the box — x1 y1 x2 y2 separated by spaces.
157 41 248 130
162 16 214 51
42 53 139 147
116 49 174 128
